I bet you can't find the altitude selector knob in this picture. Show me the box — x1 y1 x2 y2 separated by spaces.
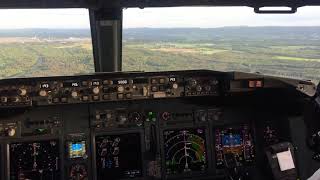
18 88 27 96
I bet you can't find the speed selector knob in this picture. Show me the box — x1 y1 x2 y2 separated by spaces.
6 128 16 137
117 86 125 93
18 88 27 96
71 91 78 98
92 87 100 94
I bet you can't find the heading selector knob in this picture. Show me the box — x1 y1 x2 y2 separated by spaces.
92 87 100 94
39 90 47 97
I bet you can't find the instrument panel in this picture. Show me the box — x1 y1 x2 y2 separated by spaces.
0 71 223 108
0 70 312 180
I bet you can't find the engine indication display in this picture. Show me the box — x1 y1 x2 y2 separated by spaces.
215 125 255 169
95 133 143 179
9 140 60 180
163 128 207 175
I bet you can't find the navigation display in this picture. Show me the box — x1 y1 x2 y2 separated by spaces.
163 128 207 175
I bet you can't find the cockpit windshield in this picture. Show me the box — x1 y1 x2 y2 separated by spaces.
0 9 94 79
122 7 320 83
0 7 319 83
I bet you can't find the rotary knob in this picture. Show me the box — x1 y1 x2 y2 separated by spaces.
92 87 100 94
18 88 27 96
196 85 202 92
39 90 48 97
172 83 179 89
6 128 16 137
71 91 78 98
117 86 125 93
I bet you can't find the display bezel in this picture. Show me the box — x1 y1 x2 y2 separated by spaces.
160 125 212 179
92 129 145 180
5 137 62 180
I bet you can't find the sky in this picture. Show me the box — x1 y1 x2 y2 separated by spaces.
0 6 318 29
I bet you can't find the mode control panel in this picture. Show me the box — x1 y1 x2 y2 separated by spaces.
0 71 224 108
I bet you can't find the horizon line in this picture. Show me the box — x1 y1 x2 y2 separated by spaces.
0 25 319 30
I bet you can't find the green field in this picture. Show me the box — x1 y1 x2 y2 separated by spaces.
0 27 320 83
122 41 320 82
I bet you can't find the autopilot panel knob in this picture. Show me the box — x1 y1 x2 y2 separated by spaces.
18 88 27 96
71 91 78 98
92 87 100 95
6 128 16 137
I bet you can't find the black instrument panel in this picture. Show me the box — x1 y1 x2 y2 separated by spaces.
0 70 312 180
0 70 223 108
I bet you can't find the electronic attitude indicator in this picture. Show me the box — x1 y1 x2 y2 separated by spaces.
164 128 207 175
9 140 60 180
95 133 143 179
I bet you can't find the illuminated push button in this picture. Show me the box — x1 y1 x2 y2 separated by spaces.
102 87 109 93
103 80 110 85
125 93 132 99
92 87 100 94
103 94 109 100
159 85 166 91
53 98 60 103
82 81 89 86
172 83 179 89
71 91 78 98
39 90 48 97
82 96 89 101
1 97 8 103
61 97 68 103
117 86 125 93
18 88 27 96
159 78 166 84
93 95 100 101
151 86 158 92
117 93 124 99
151 78 158 84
